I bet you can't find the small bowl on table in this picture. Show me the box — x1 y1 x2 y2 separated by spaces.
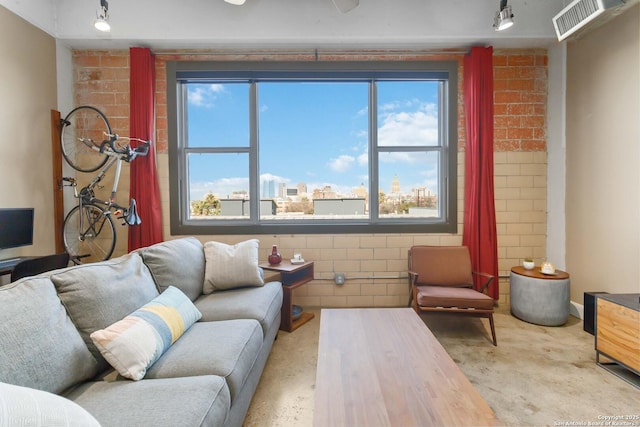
292 305 303 321
523 260 535 270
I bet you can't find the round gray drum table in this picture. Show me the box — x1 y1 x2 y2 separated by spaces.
510 266 570 326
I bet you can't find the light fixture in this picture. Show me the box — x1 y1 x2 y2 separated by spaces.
94 0 110 32
224 0 246 5
493 0 514 31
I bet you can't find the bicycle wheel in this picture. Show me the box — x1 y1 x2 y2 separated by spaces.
63 204 116 264
61 106 112 172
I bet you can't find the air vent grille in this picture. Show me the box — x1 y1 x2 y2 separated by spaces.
555 0 600 37
553 0 625 41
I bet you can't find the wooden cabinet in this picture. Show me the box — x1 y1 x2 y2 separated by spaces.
260 260 315 332
596 293 640 386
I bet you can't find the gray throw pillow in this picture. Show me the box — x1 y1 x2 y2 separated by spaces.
50 253 159 372
0 277 98 394
137 236 205 301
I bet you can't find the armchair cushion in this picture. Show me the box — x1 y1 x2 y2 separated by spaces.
415 286 494 310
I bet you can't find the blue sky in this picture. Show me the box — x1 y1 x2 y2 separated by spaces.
186 80 440 202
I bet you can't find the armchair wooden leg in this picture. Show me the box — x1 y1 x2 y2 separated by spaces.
488 314 497 346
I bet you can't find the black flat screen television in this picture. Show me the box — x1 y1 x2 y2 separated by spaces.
0 208 34 250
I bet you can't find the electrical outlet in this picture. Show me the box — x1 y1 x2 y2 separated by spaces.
334 272 345 285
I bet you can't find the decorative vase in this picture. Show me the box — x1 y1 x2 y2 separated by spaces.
268 245 282 265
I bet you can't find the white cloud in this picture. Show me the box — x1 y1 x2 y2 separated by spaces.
188 84 226 108
380 101 401 112
327 155 355 173
358 152 368 166
378 103 439 147
259 173 291 190
356 105 368 117
188 88 206 106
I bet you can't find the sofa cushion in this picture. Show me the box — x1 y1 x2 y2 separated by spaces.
203 239 264 293
137 237 205 301
50 253 159 373
0 382 101 427
195 281 283 337
65 375 230 427
145 319 263 402
0 277 98 394
90 286 202 380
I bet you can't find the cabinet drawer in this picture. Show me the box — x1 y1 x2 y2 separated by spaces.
596 298 640 372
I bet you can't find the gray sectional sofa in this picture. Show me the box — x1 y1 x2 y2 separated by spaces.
0 237 283 427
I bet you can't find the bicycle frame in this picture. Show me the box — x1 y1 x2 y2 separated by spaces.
61 107 150 263
64 136 149 238
81 154 127 212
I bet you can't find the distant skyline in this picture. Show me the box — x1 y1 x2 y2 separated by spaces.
185 80 440 202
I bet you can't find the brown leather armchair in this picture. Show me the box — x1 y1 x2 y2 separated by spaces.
408 246 497 346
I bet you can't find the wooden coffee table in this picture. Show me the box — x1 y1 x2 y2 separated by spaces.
314 308 501 426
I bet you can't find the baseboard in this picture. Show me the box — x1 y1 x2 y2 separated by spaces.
570 301 583 320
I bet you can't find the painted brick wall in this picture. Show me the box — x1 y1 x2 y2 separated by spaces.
70 48 547 307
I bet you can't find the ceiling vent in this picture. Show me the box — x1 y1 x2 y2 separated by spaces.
553 0 626 41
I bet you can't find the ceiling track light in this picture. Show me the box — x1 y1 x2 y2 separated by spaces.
94 0 111 32
493 0 514 31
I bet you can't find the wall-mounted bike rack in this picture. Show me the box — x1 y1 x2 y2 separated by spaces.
50 109 65 254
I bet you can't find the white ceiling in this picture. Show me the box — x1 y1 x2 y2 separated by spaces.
1 0 572 50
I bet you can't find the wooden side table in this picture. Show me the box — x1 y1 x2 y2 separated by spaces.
510 266 570 326
259 260 315 332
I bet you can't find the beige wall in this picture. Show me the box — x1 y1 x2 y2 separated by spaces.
0 6 57 269
565 4 640 302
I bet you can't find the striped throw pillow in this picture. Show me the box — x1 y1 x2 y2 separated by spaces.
90 286 202 380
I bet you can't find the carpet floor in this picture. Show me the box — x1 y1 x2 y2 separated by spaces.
243 305 640 427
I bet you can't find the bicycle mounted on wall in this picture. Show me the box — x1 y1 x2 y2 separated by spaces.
59 106 150 264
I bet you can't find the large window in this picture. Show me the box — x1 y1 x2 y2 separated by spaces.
167 61 458 235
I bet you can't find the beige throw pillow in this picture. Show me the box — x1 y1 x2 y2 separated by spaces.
203 239 264 293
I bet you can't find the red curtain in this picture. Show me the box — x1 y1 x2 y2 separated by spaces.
128 47 163 251
462 46 499 299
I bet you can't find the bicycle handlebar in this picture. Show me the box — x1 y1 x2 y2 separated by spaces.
99 134 151 162
129 141 150 162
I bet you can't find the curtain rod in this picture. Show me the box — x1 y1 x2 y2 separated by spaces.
151 48 469 57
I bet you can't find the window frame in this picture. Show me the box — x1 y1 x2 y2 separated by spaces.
166 60 458 235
